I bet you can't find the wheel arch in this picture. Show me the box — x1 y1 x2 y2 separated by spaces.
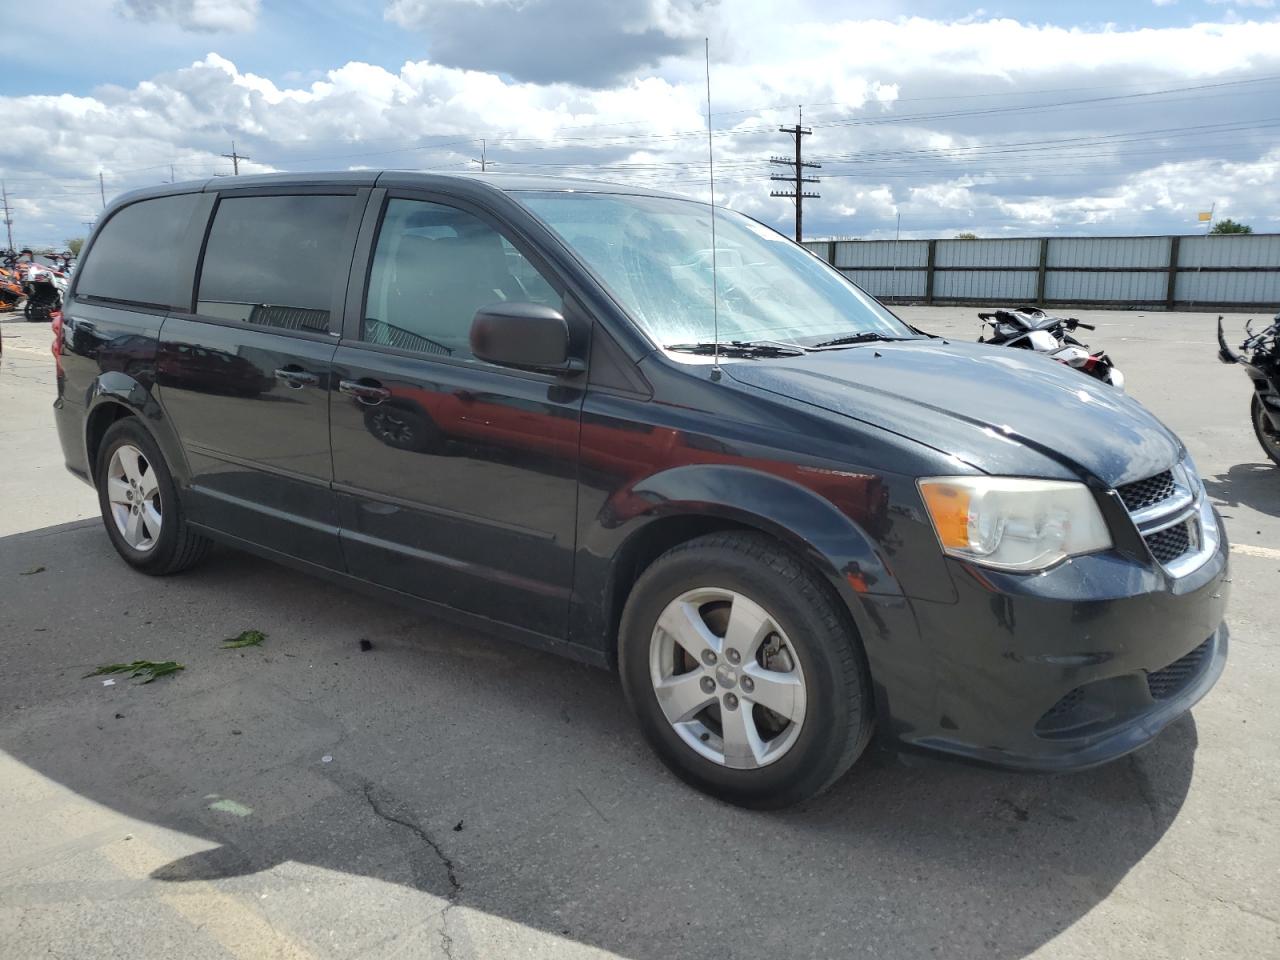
84 374 189 486
578 464 903 670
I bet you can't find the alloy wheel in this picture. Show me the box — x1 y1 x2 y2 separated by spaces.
106 443 162 552
649 588 807 769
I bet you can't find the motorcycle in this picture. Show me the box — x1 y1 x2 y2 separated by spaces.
0 267 22 313
1217 311 1280 467
19 256 69 323
978 306 1125 390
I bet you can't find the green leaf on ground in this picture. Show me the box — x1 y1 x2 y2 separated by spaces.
21 566 46 576
85 660 184 683
223 629 266 649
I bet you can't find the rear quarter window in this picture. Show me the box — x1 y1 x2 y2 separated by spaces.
75 193 202 307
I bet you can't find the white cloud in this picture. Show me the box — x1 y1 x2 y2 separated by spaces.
116 0 260 33
5 13 1280 247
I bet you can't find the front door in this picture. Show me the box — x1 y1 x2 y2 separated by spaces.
330 195 584 638
157 191 365 569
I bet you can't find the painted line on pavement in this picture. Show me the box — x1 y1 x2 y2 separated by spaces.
1233 542 1280 560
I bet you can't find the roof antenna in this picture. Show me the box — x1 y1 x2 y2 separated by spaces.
704 37 721 382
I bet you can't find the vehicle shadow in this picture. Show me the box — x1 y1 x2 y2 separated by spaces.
1203 462 1280 517
0 524 1198 960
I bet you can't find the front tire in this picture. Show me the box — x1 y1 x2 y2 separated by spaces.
1254 394 1280 467
618 531 874 808
96 417 212 575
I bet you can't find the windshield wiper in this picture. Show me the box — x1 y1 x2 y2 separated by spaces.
807 331 910 349
665 340 807 358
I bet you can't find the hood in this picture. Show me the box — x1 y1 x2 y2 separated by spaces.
725 339 1180 487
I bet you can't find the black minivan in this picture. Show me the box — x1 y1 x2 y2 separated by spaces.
54 172 1229 807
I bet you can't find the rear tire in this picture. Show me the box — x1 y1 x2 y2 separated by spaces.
1254 394 1280 467
95 418 212 575
618 531 874 808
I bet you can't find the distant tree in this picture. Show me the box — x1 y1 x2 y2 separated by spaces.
66 237 85 257
1210 219 1252 235
954 231 978 240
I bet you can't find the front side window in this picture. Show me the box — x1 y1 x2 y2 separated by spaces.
197 194 358 333
361 199 560 360
76 193 201 307
516 191 911 351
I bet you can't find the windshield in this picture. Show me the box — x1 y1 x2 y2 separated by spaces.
516 191 913 350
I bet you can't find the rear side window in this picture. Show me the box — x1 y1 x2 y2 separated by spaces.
75 194 201 307
197 195 358 333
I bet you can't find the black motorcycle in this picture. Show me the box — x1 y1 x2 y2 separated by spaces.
978 306 1124 389
1218 312 1280 467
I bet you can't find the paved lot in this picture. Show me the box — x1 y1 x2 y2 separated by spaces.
2 308 1278 960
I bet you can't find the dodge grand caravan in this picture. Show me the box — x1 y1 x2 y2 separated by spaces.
53 172 1229 807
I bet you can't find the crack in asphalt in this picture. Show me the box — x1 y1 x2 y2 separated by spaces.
358 780 461 959
1161 862 1280 927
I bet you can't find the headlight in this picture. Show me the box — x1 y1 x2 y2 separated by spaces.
918 477 1112 571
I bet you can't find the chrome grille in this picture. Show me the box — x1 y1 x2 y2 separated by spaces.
1116 470 1175 512
1146 522 1192 565
1117 462 1209 575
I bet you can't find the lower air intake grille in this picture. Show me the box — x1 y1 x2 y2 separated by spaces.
1147 638 1213 700
1042 686 1085 721
1146 522 1192 565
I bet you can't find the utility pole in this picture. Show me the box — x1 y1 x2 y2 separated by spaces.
769 107 820 242
221 140 250 175
472 138 488 172
99 172 106 209
1 181 14 253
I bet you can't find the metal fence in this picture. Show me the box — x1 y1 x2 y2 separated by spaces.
802 234 1280 310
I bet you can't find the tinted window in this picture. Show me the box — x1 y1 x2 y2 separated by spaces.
197 195 357 333
75 194 200 307
362 199 559 359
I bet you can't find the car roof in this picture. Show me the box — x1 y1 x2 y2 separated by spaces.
110 170 691 207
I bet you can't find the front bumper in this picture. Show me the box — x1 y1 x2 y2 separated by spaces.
892 529 1230 772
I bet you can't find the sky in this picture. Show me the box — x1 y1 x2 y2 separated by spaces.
2 0 1280 248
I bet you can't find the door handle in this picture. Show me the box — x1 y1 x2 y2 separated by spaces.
339 378 391 405
274 367 319 389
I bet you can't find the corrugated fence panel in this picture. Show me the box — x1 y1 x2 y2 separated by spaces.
1179 235 1280 268
1045 271 1167 302
807 234 1278 306
1048 236 1170 269
1175 271 1280 304
935 238 1040 268
842 269 928 299
935 270 1036 301
834 240 929 268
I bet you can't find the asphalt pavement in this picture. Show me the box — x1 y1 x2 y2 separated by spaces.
1 307 1277 959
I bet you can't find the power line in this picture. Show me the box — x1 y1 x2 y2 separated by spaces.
1 182 13 252
769 109 821 241
221 140 250 175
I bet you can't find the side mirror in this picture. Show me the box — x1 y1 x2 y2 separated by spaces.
470 302 582 374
